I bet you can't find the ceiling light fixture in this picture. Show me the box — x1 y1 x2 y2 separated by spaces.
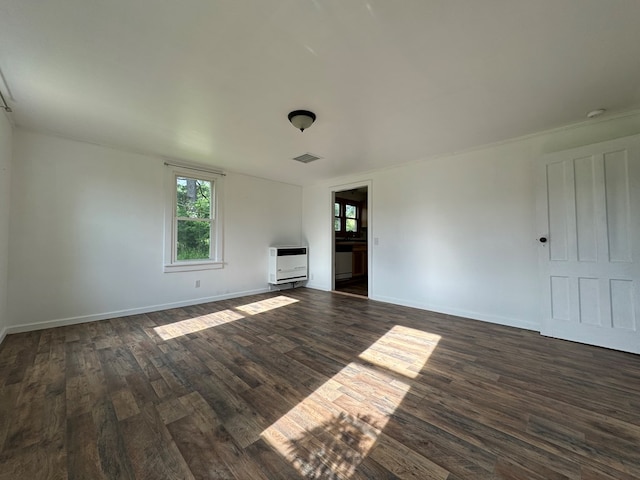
586 108 606 119
288 110 316 132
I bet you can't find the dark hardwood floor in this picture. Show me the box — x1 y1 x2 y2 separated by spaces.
334 277 368 297
1 288 640 479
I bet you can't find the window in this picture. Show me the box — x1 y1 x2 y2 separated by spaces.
334 199 360 235
164 165 224 272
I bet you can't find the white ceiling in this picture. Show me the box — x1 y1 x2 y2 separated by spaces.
2 0 640 185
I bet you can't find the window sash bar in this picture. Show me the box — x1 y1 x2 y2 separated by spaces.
175 217 214 222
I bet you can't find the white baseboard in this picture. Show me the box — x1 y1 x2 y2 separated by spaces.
371 294 539 332
335 273 352 280
304 282 331 291
2 287 539 338
298 285 538 331
5 287 271 335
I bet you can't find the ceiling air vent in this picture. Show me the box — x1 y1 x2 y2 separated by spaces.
292 153 322 164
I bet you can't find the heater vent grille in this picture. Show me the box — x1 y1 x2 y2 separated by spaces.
293 153 322 164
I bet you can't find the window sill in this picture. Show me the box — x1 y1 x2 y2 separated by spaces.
163 261 225 273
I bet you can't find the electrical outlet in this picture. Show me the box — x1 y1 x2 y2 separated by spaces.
310 273 314 280
195 280 200 288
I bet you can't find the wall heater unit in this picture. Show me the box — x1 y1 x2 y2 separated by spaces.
268 246 308 285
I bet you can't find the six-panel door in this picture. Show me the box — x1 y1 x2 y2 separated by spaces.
537 135 640 353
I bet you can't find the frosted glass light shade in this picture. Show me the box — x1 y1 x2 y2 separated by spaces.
288 110 316 132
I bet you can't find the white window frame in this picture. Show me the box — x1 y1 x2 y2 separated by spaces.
163 164 225 273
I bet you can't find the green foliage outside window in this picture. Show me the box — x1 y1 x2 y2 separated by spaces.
176 177 213 260
335 200 359 234
345 205 356 218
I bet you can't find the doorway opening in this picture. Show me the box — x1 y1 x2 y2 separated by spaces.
333 185 369 297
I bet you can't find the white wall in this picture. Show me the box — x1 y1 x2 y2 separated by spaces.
0 113 12 341
303 112 640 330
7 130 302 331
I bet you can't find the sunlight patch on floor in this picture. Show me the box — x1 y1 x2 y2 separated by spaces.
153 309 245 340
234 295 299 315
358 325 441 379
261 325 440 478
153 296 299 340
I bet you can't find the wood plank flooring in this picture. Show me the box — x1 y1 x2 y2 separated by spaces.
1 288 640 479
334 277 368 297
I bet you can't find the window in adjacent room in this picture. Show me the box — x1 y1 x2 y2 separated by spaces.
334 199 360 235
164 164 224 272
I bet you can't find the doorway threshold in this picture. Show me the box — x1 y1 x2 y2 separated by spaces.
332 290 368 299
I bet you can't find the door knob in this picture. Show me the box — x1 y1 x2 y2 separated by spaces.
539 237 548 243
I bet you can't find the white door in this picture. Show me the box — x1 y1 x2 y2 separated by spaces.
537 135 640 354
